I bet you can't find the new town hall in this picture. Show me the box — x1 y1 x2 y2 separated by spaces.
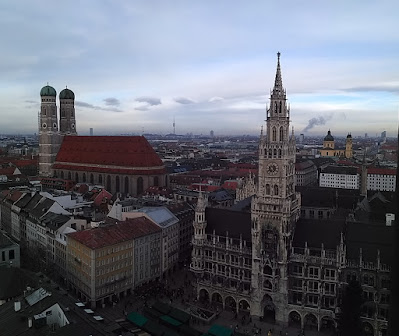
191 54 392 335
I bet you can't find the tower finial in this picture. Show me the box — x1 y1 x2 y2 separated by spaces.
272 52 283 95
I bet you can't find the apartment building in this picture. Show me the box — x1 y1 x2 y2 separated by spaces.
66 216 162 308
319 166 359 189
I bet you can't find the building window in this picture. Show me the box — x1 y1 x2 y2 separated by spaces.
308 267 319 279
324 283 335 295
309 210 314 219
272 127 277 141
116 176 120 193
292 265 303 276
274 185 279 196
308 281 319 293
137 177 144 195
363 274 375 286
9 250 15 260
279 126 283 141
308 294 318 306
107 175 111 191
325 269 335 280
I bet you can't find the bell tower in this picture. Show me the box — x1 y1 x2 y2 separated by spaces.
250 53 301 323
39 85 60 177
59 87 77 135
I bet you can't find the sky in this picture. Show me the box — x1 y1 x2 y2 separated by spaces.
0 0 398 137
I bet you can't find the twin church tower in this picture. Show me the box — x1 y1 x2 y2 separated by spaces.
39 86 77 176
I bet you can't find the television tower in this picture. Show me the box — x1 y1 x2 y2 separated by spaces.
173 116 176 135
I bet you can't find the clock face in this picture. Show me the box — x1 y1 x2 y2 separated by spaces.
267 163 279 175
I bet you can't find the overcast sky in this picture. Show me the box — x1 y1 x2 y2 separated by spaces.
1 0 398 137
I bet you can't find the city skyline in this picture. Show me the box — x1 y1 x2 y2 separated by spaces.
1 1 398 136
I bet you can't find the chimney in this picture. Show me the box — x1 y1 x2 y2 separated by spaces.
386 213 395 226
14 301 21 311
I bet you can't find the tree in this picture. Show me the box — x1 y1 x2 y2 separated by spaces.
338 279 363 336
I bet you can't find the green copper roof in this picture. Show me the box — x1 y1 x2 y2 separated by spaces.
324 130 334 141
40 85 56 97
59 88 75 99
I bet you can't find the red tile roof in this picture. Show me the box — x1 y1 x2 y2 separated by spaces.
0 167 19 176
53 136 165 175
367 168 396 175
67 216 161 250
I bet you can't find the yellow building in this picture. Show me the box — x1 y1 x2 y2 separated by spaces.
319 130 352 158
66 216 162 308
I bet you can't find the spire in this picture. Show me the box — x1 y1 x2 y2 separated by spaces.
272 52 284 96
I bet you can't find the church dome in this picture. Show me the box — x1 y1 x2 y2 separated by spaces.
324 130 334 141
40 85 56 97
59 88 75 100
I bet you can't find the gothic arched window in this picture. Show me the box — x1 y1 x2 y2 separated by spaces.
268 149 272 158
137 177 144 195
272 127 277 141
279 126 284 141
274 185 279 196
278 149 282 158
279 101 282 113
124 176 129 194
273 149 277 157
116 176 120 192
106 175 111 191
266 184 270 195
275 102 278 114
263 266 273 275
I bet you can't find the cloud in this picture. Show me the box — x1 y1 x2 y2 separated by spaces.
174 97 196 104
302 115 333 133
25 100 38 104
75 101 95 108
135 106 149 111
103 97 120 106
343 84 399 94
75 100 122 112
135 96 161 106
209 96 224 102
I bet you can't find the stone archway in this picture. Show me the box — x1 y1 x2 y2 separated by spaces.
262 294 275 322
238 299 250 313
211 292 223 306
304 313 318 330
320 316 335 333
288 310 301 328
225 296 236 312
199 288 210 303
362 321 374 336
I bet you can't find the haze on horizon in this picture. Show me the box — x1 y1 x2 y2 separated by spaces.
0 1 398 137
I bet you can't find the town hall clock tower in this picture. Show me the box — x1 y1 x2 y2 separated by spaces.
250 53 301 323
